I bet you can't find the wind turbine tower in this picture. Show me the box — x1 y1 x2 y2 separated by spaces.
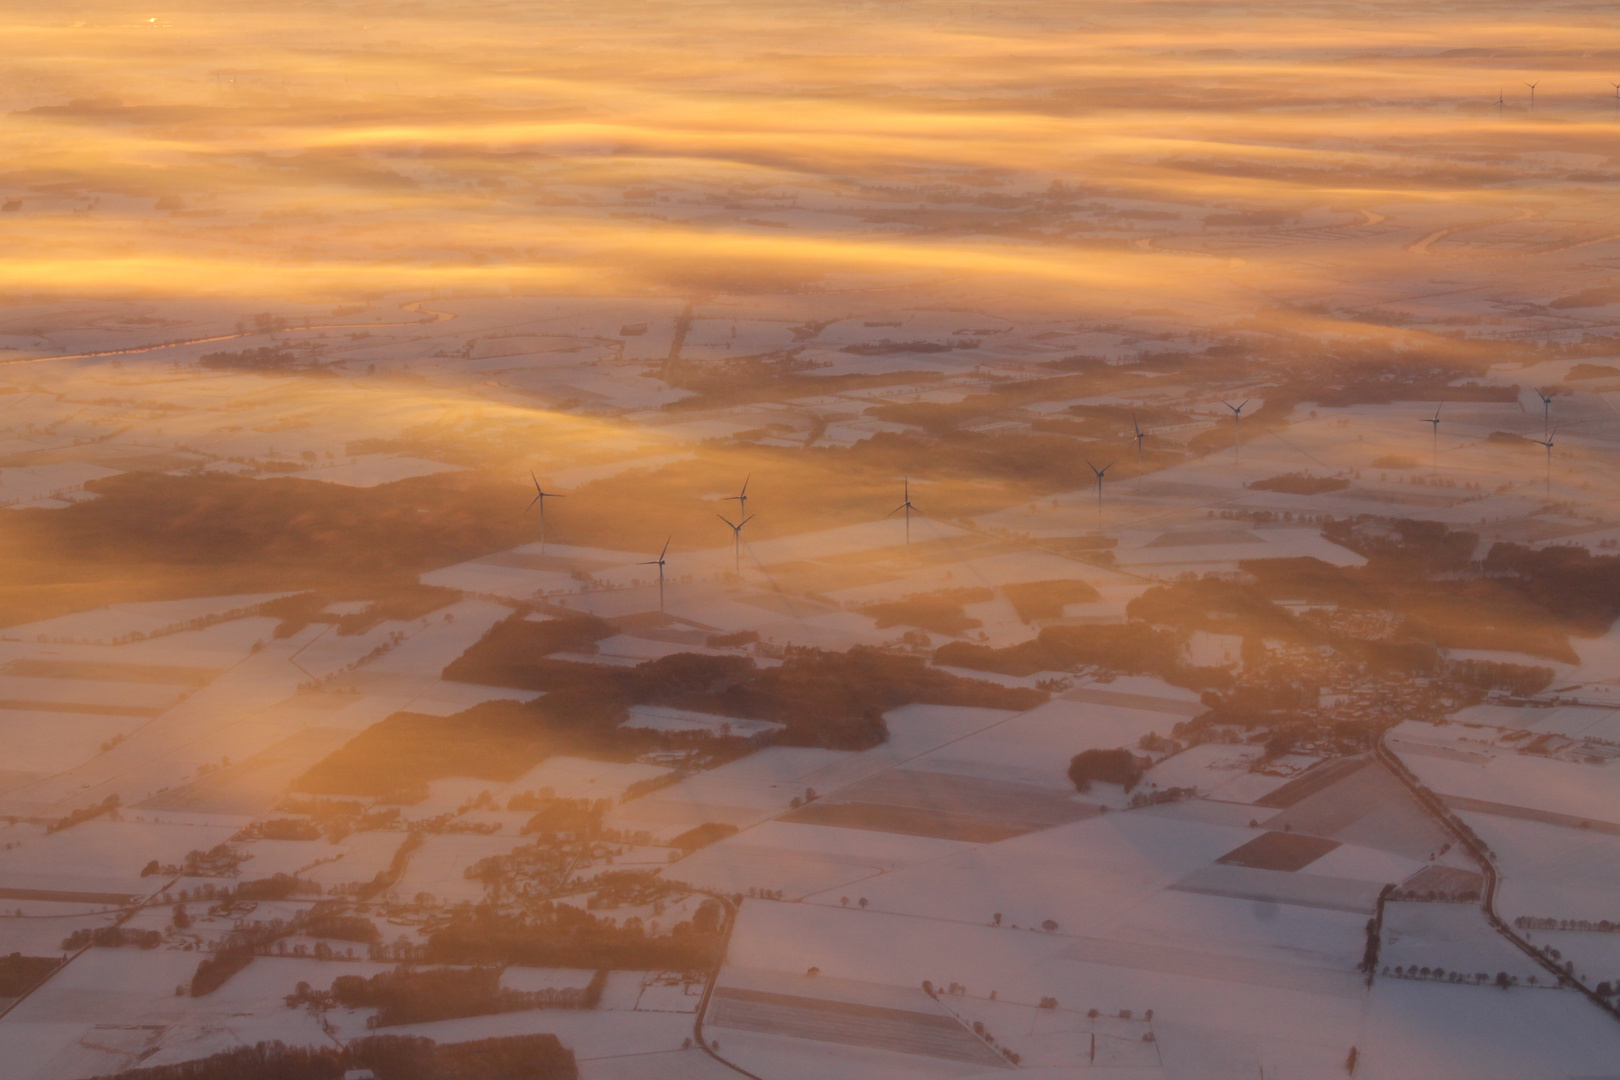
1532 430 1556 494
888 479 919 544
1223 399 1249 461
1086 459 1114 527
717 512 754 573
525 472 565 552
640 537 671 616
1423 403 1442 472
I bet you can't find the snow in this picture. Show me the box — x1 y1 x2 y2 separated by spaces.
1392 721 1620 823
911 695 1176 789
0 818 238 899
0 463 122 508
1302 842 1423 885
1356 977 1620 1080
1465 813 1620 923
506 756 671 802
800 812 1253 934
0 595 291 645
390 833 531 905
671 820 980 900
622 705 782 739
1380 902 1544 983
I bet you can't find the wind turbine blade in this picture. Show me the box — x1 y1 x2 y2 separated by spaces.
741 514 755 526
739 475 750 497
718 513 738 529
659 536 671 560
887 504 905 517
1239 399 1250 411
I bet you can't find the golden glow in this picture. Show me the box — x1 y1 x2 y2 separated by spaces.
2 1 1616 305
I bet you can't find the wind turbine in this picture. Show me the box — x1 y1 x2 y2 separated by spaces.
721 475 750 522
1611 81 1620 112
1223 399 1249 461
1131 412 1148 464
1496 87 1506 117
1423 403 1443 472
1536 389 1554 437
640 537 670 616
888 478 919 544
717 512 754 573
1525 80 1539 111
524 472 565 552
1531 430 1556 494
1086 459 1114 524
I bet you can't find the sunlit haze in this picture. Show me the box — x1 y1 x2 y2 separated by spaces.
3 2 1620 1078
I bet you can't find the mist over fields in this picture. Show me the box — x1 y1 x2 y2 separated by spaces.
3 2 1620 1078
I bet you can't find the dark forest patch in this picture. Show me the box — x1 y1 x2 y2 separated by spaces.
859 587 993 636
425 904 722 971
1567 362 1620 380
446 617 1044 752
1002 579 1101 622
936 622 1228 690
0 953 61 997
89 1034 576 1080
1247 473 1349 495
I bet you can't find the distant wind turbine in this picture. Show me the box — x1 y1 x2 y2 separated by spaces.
1423 403 1443 472
721 474 750 522
1531 430 1556 494
717 511 754 572
1496 87 1506 117
1536 389 1554 437
640 537 671 615
887 478 919 544
1223 399 1249 461
1525 80 1539 111
524 472 564 552
1131 412 1148 464
1611 81 1620 112
1086 459 1115 524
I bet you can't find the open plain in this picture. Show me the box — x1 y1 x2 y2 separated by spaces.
4 1 1620 1077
